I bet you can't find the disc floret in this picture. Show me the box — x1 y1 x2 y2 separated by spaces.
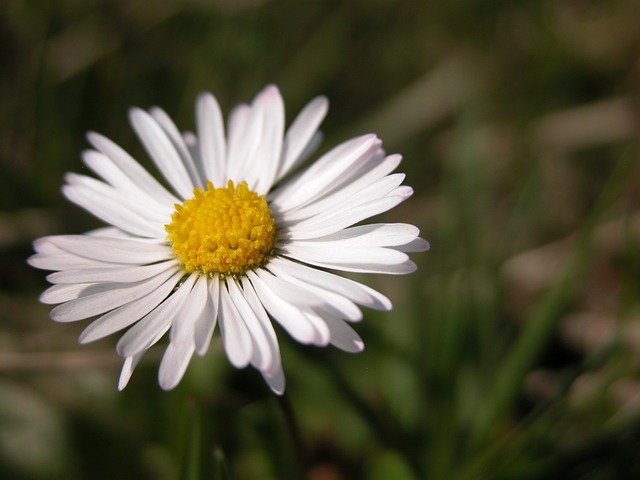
166 180 276 276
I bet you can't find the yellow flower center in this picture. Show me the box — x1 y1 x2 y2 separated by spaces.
166 180 276 276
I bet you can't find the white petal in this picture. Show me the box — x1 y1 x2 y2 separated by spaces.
265 262 362 322
40 283 94 305
150 107 204 189
391 186 414 199
79 270 184 343
116 273 198 357
64 170 169 225
324 314 364 353
32 238 67 255
63 176 166 238
81 150 175 218
194 275 220 356
28 252 107 271
171 274 209 344
158 340 195 390
261 367 285 395
218 283 252 368
47 259 179 284
286 255 417 275
287 223 421 249
268 134 381 212
276 95 328 182
31 238 101 272
43 235 173 264
267 257 392 311
196 92 226 186
282 195 407 240
118 352 144 390
276 154 401 222
85 227 135 239
225 104 254 182
87 132 178 205
246 270 320 344
245 85 284 194
290 131 323 172
395 237 431 252
227 278 275 372
182 131 200 166
129 108 194 199
50 265 181 322
253 268 325 309
280 173 405 235
240 276 282 375
302 310 331 346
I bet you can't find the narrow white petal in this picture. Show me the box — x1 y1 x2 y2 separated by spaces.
246 270 320 344
261 367 285 395
43 235 174 264
279 172 405 232
324 314 364 353
85 227 135 239
225 104 253 182
303 310 331 346
158 340 196 390
64 169 171 225
240 276 282 375
394 237 431 252
118 352 145 390
196 92 226 186
282 195 407 240
227 278 274 372
218 283 252 368
79 270 184 343
265 263 362 322
276 154 401 222
281 245 408 267
247 85 284 194
269 134 381 212
116 273 198 357
63 179 166 238
129 108 194 199
32 237 66 255
276 95 328 181
182 131 199 166
254 268 325 309
28 252 107 271
287 223 421 249
267 257 392 311
81 150 175 218
87 131 179 205
194 274 220 356
47 259 179 284
171 274 209 344
150 106 204 189
233 86 283 190
392 185 414 199
50 265 181 322
286 256 417 275
289 131 323 173
40 283 94 305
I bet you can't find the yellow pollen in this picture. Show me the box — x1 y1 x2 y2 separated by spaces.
166 180 276 276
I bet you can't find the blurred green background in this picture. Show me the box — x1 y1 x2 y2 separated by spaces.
2 0 640 478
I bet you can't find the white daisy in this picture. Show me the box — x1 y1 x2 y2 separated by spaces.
28 85 429 394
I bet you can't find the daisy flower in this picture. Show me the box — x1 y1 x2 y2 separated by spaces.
29 85 428 394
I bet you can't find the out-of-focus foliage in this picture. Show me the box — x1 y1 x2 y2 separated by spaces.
2 0 640 478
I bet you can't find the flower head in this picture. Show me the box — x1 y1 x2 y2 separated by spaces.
29 85 429 394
